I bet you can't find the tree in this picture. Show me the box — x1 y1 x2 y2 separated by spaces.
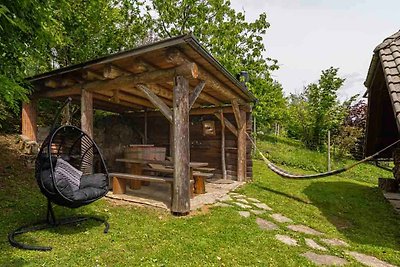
285 67 348 150
304 67 345 150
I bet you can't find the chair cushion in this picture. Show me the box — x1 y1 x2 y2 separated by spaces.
54 158 82 192
80 173 108 190
73 187 106 201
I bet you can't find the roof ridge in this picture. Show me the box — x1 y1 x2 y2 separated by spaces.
374 30 400 52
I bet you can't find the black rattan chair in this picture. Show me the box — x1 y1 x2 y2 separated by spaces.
8 98 109 251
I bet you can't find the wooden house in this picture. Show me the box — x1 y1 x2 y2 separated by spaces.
364 30 400 184
21 34 256 214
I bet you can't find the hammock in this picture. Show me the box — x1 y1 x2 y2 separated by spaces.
246 133 398 179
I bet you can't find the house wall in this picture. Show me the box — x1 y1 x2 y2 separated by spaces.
93 112 253 179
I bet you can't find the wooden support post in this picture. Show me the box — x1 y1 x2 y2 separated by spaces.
144 110 148 144
189 81 205 109
21 98 38 141
214 113 237 136
81 89 93 138
136 84 173 123
130 163 142 189
169 124 174 158
172 76 190 215
220 110 227 180
237 110 247 181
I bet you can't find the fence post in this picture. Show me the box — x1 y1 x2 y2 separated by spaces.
327 130 331 171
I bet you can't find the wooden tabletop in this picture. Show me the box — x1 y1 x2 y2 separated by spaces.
116 158 208 168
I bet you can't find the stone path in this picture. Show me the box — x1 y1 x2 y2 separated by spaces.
256 218 278 230
347 251 397 267
253 203 273 211
287 224 323 236
238 211 250 218
214 192 398 267
270 213 293 223
305 238 327 251
250 209 265 215
301 252 348 266
320 238 349 247
275 234 298 246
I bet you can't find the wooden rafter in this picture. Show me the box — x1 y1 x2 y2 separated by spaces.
189 81 205 109
231 99 244 129
214 112 237 136
166 48 248 105
136 84 173 123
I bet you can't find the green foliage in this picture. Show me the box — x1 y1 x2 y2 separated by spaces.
1 135 399 265
286 67 349 150
149 0 283 126
1 0 283 133
333 125 363 158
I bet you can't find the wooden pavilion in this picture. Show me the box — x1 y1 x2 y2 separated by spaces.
21 34 256 215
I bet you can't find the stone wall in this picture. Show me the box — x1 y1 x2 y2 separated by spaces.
94 115 142 172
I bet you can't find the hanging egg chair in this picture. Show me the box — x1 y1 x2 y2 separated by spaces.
9 98 110 251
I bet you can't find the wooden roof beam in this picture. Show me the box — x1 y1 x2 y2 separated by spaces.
136 84 173 123
214 112 238 136
82 70 105 81
231 99 244 129
189 81 205 109
166 48 248 105
85 62 198 92
138 58 221 106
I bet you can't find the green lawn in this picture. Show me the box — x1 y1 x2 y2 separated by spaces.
1 135 399 266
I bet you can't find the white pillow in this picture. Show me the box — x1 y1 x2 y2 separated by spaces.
54 158 82 192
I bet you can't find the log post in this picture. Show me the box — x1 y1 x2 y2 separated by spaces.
21 98 38 141
220 110 227 180
81 89 93 138
172 75 190 215
237 109 247 181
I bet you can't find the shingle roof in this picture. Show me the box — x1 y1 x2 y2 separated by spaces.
365 30 400 123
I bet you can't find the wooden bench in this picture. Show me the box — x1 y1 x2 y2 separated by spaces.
142 165 214 194
109 172 194 199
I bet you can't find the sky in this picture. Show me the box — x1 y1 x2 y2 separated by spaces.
230 0 400 101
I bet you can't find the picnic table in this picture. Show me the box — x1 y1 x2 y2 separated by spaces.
114 158 212 194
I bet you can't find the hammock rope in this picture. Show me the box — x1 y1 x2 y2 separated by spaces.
246 133 399 179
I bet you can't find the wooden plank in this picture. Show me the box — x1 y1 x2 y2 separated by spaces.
166 48 248 104
172 75 191 215
214 113 237 136
81 89 93 138
136 84 173 123
237 109 246 181
189 81 205 109
86 63 198 92
231 99 243 129
21 98 38 141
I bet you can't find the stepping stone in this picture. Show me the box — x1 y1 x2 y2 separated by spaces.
256 218 278 230
287 225 323 236
234 194 246 199
250 209 266 215
270 213 293 223
321 238 349 247
234 202 252 209
219 194 232 202
238 211 251 218
301 251 348 266
247 197 261 203
275 234 298 246
236 198 249 204
253 203 273 211
347 251 396 267
229 192 239 196
305 238 327 251
214 202 231 207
